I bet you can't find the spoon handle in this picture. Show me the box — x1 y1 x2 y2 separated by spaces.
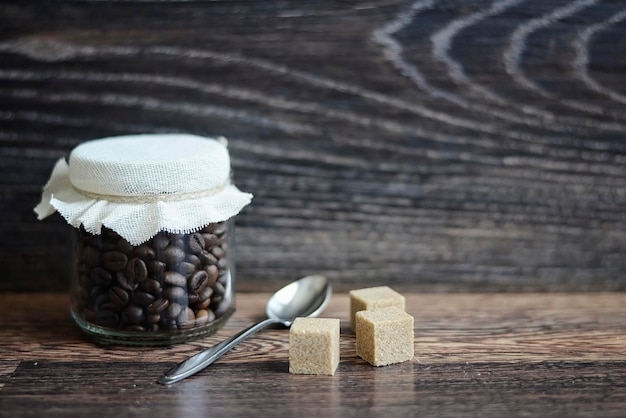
158 317 279 385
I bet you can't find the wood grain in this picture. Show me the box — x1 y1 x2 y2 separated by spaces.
0 292 625 417
0 0 625 292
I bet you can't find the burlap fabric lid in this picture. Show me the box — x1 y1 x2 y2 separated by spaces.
35 134 253 245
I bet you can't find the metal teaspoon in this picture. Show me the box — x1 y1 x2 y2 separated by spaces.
158 274 332 384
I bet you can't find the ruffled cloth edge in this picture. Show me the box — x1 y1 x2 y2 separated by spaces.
34 158 253 246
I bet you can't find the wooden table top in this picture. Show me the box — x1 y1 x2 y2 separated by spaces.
1 292 625 417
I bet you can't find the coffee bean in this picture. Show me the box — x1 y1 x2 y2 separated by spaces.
195 309 215 326
211 246 225 259
146 260 165 280
90 267 112 286
201 233 220 249
176 261 197 278
146 313 161 325
188 293 200 306
147 298 169 314
217 258 229 272
188 233 205 254
189 270 209 294
204 265 219 285
117 238 134 255
165 302 183 319
116 272 138 292
81 246 101 267
152 233 170 250
92 291 110 311
132 290 155 307
160 245 186 267
93 310 118 327
185 254 201 267
122 304 144 325
125 257 148 283
132 244 156 260
109 286 129 310
195 286 214 309
177 307 196 329
164 271 186 288
141 278 162 295
102 251 128 272
198 249 218 266
163 286 186 301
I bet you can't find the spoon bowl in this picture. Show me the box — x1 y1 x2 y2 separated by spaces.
159 275 332 385
266 274 331 325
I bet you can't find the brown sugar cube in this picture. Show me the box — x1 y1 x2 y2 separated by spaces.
356 306 414 367
349 286 405 330
289 317 340 376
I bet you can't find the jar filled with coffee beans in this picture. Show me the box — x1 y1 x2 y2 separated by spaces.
35 134 253 345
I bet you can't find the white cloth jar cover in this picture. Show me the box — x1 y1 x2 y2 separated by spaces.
35 134 253 245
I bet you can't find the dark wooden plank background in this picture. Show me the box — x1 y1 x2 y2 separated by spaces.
1 0 624 293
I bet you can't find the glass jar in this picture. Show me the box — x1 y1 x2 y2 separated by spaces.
35 134 252 345
71 221 235 345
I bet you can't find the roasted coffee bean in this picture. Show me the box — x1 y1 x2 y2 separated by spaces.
198 249 218 266
164 271 186 288
125 257 148 283
117 238 134 255
146 260 165 280
202 222 226 236
152 233 170 250
201 233 219 249
147 298 169 314
212 223 227 237
204 265 219 285
92 291 110 311
93 310 118 327
163 286 186 301
176 261 197 278
121 304 144 325
217 258 229 272
132 290 155 307
189 270 209 294
184 253 201 267
177 307 196 329
99 302 116 312
169 233 185 249
141 278 162 295
195 309 215 326
188 233 205 253
109 286 129 310
160 245 186 267
165 302 183 319
213 281 225 297
116 272 138 292
90 267 112 286
81 246 101 267
102 251 128 272
132 244 156 260
188 293 200 306
146 313 161 325
211 246 225 259
195 286 214 309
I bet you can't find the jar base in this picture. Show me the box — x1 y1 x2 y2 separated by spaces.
71 307 235 346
